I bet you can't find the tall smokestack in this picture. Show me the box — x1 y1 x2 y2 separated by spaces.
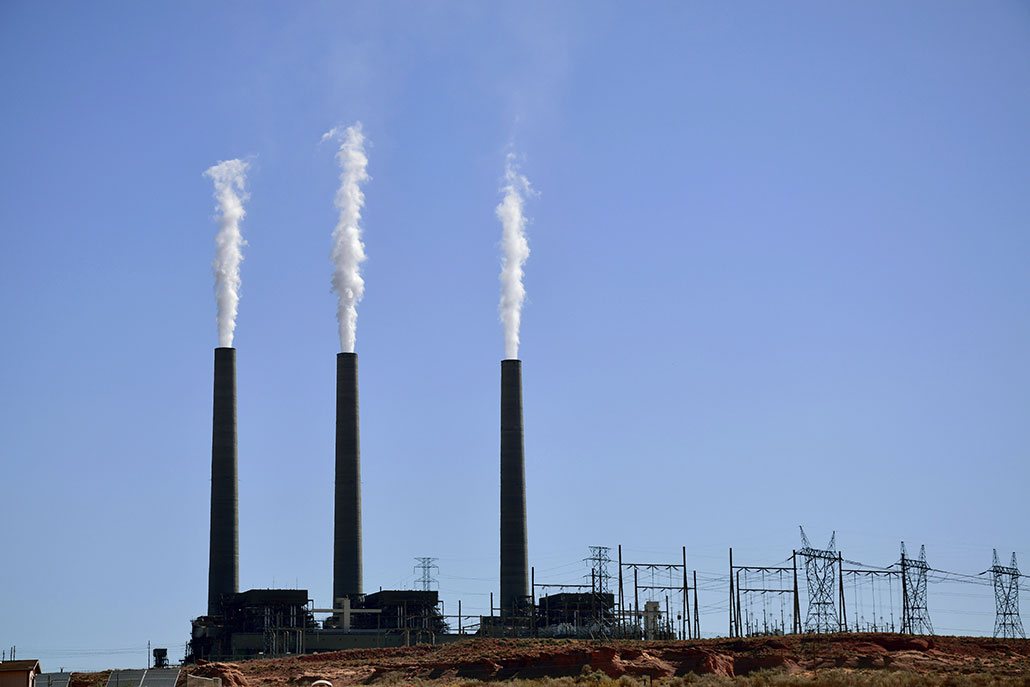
500 359 528 614
208 347 239 616
333 352 362 606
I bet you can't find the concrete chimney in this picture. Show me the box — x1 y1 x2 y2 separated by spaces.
500 359 529 615
208 347 239 616
333 352 362 606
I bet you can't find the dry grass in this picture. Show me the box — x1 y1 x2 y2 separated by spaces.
69 671 112 687
445 670 1030 687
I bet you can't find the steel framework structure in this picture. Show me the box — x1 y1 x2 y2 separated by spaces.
586 546 613 595
841 566 899 633
799 527 840 633
990 550 1025 639
728 548 801 637
900 542 934 635
414 557 439 592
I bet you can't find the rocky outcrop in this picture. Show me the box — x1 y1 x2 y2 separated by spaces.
180 633 1030 685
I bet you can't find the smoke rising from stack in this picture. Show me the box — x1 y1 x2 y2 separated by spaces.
497 154 531 361
497 153 532 614
324 123 370 353
204 159 249 348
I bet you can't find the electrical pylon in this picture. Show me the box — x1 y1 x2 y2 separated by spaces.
586 546 612 594
414 557 439 591
900 542 934 635
990 550 1025 639
799 526 839 633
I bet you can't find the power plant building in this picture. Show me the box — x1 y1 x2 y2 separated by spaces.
189 350 460 659
189 351 540 658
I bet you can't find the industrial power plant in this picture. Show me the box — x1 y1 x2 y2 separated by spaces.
187 132 552 659
186 337 1027 658
187 346 538 659
187 137 755 659
185 132 1027 661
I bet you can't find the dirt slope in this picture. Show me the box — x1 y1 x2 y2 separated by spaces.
183 634 1030 685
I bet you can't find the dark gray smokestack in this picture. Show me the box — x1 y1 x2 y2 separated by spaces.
333 352 362 606
500 359 528 614
208 347 239 616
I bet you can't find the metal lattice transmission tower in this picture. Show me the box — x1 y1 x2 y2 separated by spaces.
586 546 612 594
900 542 934 635
990 550 1025 639
414 557 439 592
799 527 839 633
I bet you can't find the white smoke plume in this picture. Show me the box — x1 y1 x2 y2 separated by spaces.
325 123 370 353
204 159 249 348
497 153 532 360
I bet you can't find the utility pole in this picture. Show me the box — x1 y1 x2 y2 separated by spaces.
792 551 801 634
618 545 624 633
729 548 735 637
838 553 846 631
682 546 689 640
634 567 640 637
693 570 700 638
900 547 909 632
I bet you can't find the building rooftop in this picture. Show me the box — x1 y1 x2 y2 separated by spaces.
0 661 41 674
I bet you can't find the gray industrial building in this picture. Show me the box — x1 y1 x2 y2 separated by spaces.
536 592 616 634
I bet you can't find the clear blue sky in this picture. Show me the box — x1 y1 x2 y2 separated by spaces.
1 0 1028 670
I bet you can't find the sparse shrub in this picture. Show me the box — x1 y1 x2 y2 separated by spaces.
575 667 613 685
607 670 1030 687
